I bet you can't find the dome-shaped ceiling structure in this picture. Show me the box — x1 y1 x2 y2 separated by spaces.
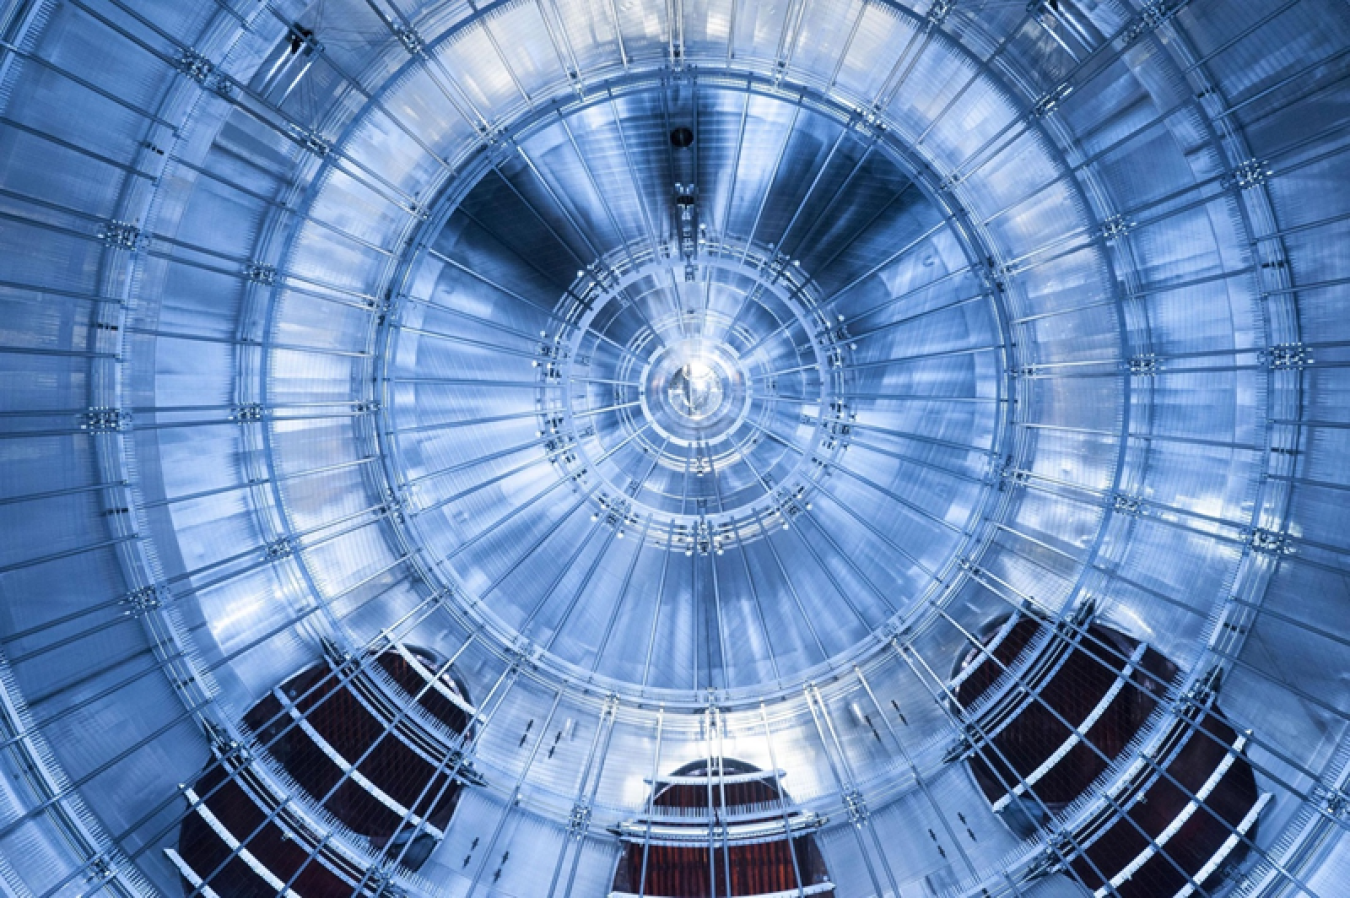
0 0 1347 896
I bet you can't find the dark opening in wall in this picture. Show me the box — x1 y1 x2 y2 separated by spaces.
949 614 1266 896
171 645 477 895
611 758 833 898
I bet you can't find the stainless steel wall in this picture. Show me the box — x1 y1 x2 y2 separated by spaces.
0 0 1347 896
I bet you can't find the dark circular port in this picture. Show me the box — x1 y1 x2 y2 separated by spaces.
669 127 694 148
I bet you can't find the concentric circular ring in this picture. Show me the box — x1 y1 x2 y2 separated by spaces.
641 339 746 441
544 250 847 537
379 78 1015 692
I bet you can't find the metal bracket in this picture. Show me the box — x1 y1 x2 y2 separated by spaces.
175 49 215 84
244 262 277 286
97 220 147 252
842 787 869 825
1031 82 1073 118
1247 528 1295 556
80 407 129 432
999 460 1031 488
1263 343 1313 370
1112 494 1145 517
265 538 295 561
231 403 265 423
366 864 406 898
204 721 251 763
1127 354 1159 376
393 25 424 55
942 727 978 764
1121 0 1189 44
1024 832 1072 880
1231 158 1272 190
122 585 164 617
1312 782 1348 818
567 801 592 836
290 126 332 157
926 0 956 29
1101 214 1135 243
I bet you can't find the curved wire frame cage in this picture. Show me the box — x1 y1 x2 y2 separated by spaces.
0 0 1347 896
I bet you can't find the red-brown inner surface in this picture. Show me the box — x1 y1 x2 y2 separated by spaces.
955 618 1259 895
176 763 359 898
178 648 472 893
612 768 833 897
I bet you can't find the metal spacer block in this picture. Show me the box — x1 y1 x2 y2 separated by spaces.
1247 528 1294 556
1231 158 1272 190
265 538 294 561
244 262 277 286
1265 343 1313 370
97 220 147 252
1127 353 1159 376
80 407 129 432
231 403 265 423
1101 214 1135 242
1112 494 1145 517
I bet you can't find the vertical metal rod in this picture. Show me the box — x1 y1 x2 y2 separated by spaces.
800 686 884 897
561 698 621 898
758 704 806 898
810 686 901 897
704 703 717 898
715 708 732 898
894 646 1123 897
543 698 615 898
465 690 565 897
852 666 999 891
635 707 665 898
354 662 522 894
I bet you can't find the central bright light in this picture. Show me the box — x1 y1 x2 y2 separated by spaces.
666 358 724 421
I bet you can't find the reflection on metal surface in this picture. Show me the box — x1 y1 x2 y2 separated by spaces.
385 82 1010 690
665 358 725 422
642 338 746 443
0 0 1346 895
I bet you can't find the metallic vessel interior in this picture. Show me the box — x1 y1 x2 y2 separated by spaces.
0 0 1347 895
